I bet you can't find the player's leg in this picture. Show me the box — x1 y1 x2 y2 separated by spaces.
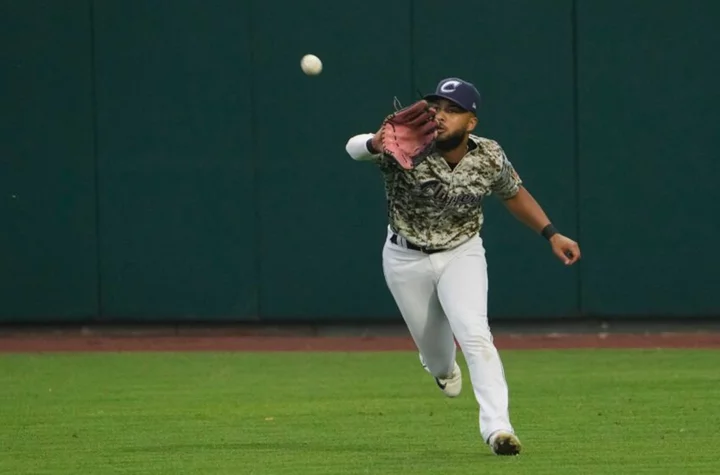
382 236 457 383
435 237 517 448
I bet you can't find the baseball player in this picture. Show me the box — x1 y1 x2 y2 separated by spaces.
344 77 581 456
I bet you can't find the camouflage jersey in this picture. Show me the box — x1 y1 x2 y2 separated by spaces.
374 134 522 250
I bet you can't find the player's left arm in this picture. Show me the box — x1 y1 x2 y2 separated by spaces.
345 133 383 162
490 148 581 266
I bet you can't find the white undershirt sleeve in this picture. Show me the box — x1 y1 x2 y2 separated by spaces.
345 133 381 161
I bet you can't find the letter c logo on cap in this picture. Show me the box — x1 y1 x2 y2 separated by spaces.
440 80 461 93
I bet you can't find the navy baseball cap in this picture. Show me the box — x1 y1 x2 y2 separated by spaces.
424 77 481 114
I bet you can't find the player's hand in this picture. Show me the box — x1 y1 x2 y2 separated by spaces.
371 125 384 154
549 234 581 265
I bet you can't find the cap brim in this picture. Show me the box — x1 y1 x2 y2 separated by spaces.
423 93 472 113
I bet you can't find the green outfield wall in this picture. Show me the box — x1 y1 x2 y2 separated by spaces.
2 1 718 323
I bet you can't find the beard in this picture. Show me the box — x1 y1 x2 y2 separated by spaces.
434 130 467 151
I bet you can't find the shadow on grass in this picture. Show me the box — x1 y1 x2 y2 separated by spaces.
121 441 498 458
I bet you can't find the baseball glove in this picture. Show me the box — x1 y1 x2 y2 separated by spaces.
380 99 437 170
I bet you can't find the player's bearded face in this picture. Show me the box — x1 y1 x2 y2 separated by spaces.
435 127 467 151
433 107 475 151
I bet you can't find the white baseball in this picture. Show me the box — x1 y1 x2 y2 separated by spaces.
301 54 322 75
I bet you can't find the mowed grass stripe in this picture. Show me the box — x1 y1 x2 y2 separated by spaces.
1 350 718 474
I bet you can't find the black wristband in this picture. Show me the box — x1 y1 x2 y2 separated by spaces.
541 224 558 240
366 137 380 154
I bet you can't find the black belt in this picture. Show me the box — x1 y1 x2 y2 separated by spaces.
390 233 446 254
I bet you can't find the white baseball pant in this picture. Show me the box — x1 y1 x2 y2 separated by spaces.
381 227 515 443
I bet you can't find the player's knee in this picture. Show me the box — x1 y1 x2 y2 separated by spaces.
455 324 496 355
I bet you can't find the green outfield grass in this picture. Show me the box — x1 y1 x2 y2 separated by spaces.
1 349 719 474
